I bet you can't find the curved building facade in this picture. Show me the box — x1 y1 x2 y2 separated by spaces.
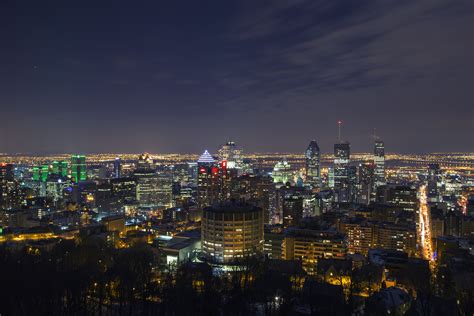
201 203 264 263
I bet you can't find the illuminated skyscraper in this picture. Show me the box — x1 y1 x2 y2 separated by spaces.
427 163 442 202
217 141 243 170
113 157 121 179
71 155 87 182
52 160 68 177
357 163 375 205
272 160 292 184
334 142 350 202
201 203 264 263
305 140 321 190
197 150 219 208
374 139 385 188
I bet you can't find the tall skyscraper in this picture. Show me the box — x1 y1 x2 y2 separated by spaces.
134 154 163 207
282 194 303 228
427 163 442 202
272 160 292 184
217 141 243 170
197 150 219 208
113 157 121 179
374 139 386 188
305 140 321 190
357 163 375 205
71 155 87 183
334 142 351 202
52 160 68 177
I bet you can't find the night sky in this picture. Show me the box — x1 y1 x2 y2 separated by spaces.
1 0 473 154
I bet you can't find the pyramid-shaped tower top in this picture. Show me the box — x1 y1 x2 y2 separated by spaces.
198 150 215 163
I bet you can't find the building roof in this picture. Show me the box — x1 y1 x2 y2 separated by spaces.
197 150 215 163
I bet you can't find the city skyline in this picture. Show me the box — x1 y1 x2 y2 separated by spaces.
1 0 473 154
1 1 474 314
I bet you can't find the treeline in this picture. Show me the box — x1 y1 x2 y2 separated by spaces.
0 239 472 315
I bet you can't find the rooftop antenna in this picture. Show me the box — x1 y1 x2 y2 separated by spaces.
373 128 380 141
337 120 342 143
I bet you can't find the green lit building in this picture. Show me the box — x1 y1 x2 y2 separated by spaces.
41 165 49 182
71 155 87 182
52 160 68 177
32 167 40 181
33 165 50 182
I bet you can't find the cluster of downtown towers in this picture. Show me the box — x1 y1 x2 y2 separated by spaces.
305 139 385 203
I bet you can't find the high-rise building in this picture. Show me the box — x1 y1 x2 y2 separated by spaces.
373 139 386 188
357 163 375 205
305 140 321 190
334 142 350 202
229 174 274 224
217 141 243 170
376 184 418 213
272 160 292 184
41 165 49 182
111 177 137 204
0 163 15 208
137 153 154 170
71 155 87 183
113 157 122 179
201 203 264 263
197 150 219 208
52 160 68 177
134 154 162 207
427 164 442 202
282 194 303 228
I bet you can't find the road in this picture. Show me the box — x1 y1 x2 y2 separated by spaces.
418 185 434 261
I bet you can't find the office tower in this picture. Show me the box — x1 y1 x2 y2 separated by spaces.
0 163 14 208
45 175 71 204
282 194 303 228
229 174 274 224
201 203 264 263
305 140 321 190
334 142 350 202
357 163 375 205
327 167 335 189
52 160 68 177
60 161 68 177
373 139 386 188
32 165 50 182
197 150 219 208
111 177 137 204
113 157 122 179
52 161 59 175
376 184 418 213
155 166 173 208
137 153 154 170
217 141 243 170
272 160 292 184
32 167 40 181
348 165 358 202
71 155 87 183
427 163 442 202
134 154 161 207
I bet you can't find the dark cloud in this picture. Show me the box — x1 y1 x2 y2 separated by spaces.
0 0 472 154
